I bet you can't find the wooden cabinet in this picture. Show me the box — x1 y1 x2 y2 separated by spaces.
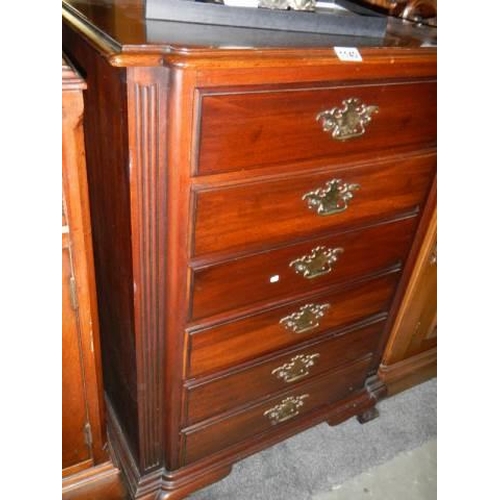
378 206 437 395
62 55 124 500
62 3 436 498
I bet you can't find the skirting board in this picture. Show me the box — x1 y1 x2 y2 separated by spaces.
378 347 437 396
62 460 126 500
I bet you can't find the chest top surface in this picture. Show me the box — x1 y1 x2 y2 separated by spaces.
62 0 436 67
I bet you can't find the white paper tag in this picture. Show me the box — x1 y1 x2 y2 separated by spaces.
334 47 363 62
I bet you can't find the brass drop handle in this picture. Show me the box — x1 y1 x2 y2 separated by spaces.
290 246 344 279
272 353 320 383
279 303 330 334
316 97 379 141
303 179 360 216
263 395 309 424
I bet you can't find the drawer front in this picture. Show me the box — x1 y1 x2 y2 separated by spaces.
191 216 417 321
193 153 435 257
187 272 398 377
196 81 436 175
181 356 371 465
185 320 383 425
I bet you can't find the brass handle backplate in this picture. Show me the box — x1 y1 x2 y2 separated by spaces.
264 394 309 424
280 303 330 334
303 179 360 216
272 353 320 383
290 246 344 279
316 97 379 141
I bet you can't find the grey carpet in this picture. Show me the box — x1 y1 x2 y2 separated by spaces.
312 438 437 500
187 378 437 500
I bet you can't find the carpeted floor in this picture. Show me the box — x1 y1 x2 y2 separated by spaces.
187 378 437 500
313 438 436 499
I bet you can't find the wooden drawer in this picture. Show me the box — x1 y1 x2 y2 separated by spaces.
187 272 398 377
185 320 383 425
192 153 435 257
190 216 417 321
196 81 436 175
181 356 371 465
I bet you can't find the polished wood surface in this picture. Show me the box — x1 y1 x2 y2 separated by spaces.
62 462 127 500
63 0 436 60
390 208 437 358
196 81 436 175
193 153 435 256
185 320 383 424
62 245 92 471
63 32 141 461
378 207 437 394
348 0 436 22
190 216 417 320
63 2 436 497
182 356 371 465
62 55 124 498
401 0 437 24
62 55 106 473
188 273 397 377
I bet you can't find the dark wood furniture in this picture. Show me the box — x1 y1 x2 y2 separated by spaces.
378 205 437 395
62 55 125 500
348 0 437 23
62 2 436 498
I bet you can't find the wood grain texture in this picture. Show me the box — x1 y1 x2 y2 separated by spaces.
109 371 379 499
127 67 169 472
63 55 123 500
378 206 437 393
62 55 107 473
62 56 87 90
185 51 437 85
196 81 436 175
384 207 437 360
185 320 384 425
62 245 92 470
187 273 398 377
190 216 417 321
181 356 371 464
63 36 141 462
367 174 436 377
378 346 436 395
193 152 435 256
162 66 200 471
63 3 437 497
62 462 126 500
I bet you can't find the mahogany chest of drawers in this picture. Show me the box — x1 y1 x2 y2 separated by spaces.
62 2 436 498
